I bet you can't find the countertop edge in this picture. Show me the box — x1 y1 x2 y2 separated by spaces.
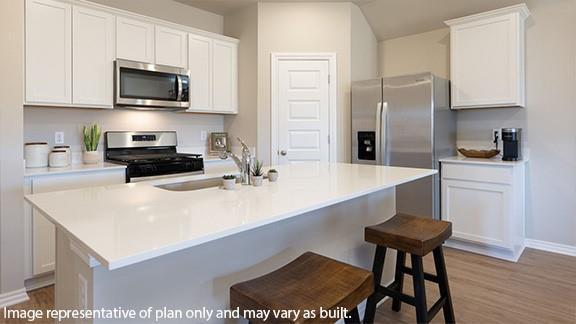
439 156 528 166
24 163 126 177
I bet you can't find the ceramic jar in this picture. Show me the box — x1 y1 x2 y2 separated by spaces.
54 145 72 165
267 170 279 182
49 150 69 168
252 175 263 187
25 142 50 168
222 177 236 190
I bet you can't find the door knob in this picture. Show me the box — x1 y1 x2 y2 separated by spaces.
280 150 287 156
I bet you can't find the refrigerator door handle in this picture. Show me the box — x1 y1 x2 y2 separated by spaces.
375 102 383 165
381 102 389 165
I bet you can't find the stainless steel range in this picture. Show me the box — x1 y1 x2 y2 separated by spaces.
105 131 204 182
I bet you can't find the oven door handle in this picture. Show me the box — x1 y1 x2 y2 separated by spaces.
176 75 183 101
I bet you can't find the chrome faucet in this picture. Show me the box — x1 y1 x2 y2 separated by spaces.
220 137 253 185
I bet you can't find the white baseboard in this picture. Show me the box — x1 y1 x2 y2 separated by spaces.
0 288 29 308
25 272 54 291
525 239 576 257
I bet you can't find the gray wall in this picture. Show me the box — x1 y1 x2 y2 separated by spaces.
0 0 25 296
379 0 576 247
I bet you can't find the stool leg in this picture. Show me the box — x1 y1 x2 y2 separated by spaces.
363 245 387 324
345 307 361 324
391 251 406 312
411 255 428 324
433 246 455 324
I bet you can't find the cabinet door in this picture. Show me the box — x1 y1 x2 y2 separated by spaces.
31 170 125 275
450 14 523 109
116 16 154 63
155 26 187 68
73 6 115 107
187 34 212 111
442 179 513 249
212 40 238 114
25 0 72 104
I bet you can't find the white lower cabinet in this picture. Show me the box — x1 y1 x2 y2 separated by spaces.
441 159 526 261
25 169 125 278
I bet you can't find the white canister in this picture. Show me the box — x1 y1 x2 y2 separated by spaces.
49 150 69 168
54 145 72 165
25 142 50 168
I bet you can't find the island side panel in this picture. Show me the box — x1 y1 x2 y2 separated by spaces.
75 189 396 323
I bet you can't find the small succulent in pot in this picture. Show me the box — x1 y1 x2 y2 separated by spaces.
82 123 102 164
222 174 236 190
267 169 279 182
251 160 264 187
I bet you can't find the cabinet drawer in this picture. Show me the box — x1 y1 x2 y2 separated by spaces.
442 163 513 184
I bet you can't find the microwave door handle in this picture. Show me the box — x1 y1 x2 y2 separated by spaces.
176 75 183 101
375 102 383 165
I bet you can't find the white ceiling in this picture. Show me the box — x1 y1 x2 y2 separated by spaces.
178 0 525 40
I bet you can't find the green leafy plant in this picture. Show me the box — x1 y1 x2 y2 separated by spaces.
252 160 264 177
82 124 102 152
268 169 278 173
222 174 236 180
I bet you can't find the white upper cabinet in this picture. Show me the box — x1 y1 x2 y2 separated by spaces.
73 6 115 107
212 40 238 114
155 26 188 68
116 16 155 63
25 0 72 104
188 34 213 111
446 4 530 109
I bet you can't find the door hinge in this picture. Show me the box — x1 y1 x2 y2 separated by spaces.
328 74 331 84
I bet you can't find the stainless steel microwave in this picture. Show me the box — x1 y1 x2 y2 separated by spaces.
114 59 190 110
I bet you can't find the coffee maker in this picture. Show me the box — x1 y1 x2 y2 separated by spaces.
502 128 522 161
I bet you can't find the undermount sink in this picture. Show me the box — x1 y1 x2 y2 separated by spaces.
155 176 241 192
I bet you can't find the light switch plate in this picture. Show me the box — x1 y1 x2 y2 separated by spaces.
55 131 65 145
200 131 207 141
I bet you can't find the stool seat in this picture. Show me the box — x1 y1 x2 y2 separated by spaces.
365 213 452 256
230 252 373 324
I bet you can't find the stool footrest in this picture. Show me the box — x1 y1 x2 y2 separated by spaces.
376 285 416 306
401 266 439 283
427 297 447 322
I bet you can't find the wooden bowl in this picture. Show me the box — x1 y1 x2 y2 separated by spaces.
458 148 500 159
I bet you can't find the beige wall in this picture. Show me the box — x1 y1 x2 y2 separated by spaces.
223 4 258 150
87 0 224 34
378 28 450 78
0 0 25 295
351 4 378 82
378 0 576 247
257 2 353 164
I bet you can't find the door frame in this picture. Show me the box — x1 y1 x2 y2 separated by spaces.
270 53 338 165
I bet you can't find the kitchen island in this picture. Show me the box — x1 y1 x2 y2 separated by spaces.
26 163 436 323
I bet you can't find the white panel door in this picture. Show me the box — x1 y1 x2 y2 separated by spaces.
187 34 212 111
155 26 187 68
212 40 238 113
116 16 154 63
31 170 125 275
277 60 330 165
72 6 115 107
25 0 72 104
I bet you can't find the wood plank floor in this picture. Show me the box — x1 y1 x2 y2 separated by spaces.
1 248 575 323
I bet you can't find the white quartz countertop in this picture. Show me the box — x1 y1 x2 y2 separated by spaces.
25 163 436 270
24 162 126 177
440 156 528 166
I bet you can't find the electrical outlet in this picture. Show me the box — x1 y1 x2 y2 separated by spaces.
200 131 207 141
55 131 65 145
78 274 88 311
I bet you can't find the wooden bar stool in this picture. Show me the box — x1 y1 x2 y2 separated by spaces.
230 252 374 324
363 214 455 324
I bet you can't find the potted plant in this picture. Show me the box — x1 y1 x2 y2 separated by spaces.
267 169 279 182
222 174 236 190
251 160 264 187
82 124 102 164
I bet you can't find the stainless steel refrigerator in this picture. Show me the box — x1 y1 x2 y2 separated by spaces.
351 73 456 219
